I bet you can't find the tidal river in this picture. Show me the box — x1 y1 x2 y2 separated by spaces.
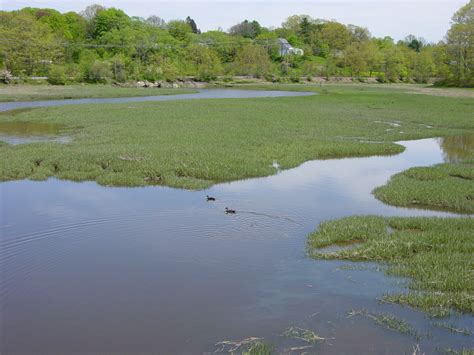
0 92 473 354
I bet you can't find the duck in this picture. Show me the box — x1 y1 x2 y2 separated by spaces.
206 195 216 201
225 207 236 214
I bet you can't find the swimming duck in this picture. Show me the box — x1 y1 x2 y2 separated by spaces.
225 207 236 214
206 195 216 201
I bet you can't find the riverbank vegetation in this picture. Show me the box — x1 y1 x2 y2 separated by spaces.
1 86 473 188
0 1 472 87
308 216 474 316
373 159 474 213
309 133 473 316
374 133 473 213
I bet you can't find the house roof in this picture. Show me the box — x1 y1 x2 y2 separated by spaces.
277 38 290 45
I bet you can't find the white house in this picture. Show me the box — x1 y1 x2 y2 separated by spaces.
277 38 304 56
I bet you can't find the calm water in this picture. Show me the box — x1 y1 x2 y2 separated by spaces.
1 136 472 354
0 121 70 145
0 89 314 112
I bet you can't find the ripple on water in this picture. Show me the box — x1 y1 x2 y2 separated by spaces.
1 135 473 354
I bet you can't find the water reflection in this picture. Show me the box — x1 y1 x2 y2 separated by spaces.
438 134 474 162
0 89 314 112
0 138 472 354
0 121 61 136
0 121 71 145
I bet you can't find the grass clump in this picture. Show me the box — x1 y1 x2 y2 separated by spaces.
442 349 474 355
373 162 474 213
242 342 273 355
308 216 474 315
373 134 473 213
1 86 473 188
281 327 328 344
347 310 418 336
214 337 272 354
432 321 471 335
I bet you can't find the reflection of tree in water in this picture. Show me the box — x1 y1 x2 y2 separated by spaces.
0 122 61 136
438 134 474 163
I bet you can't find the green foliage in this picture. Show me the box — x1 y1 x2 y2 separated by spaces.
345 42 368 77
0 11 63 75
167 20 192 41
229 20 262 39
199 31 242 63
242 342 273 355
383 45 407 82
0 3 471 86
233 44 272 77
186 44 222 81
185 16 199 34
85 60 112 83
287 68 301 82
446 0 474 87
404 35 425 52
92 7 130 38
110 56 127 82
410 50 435 83
320 22 351 50
47 65 67 85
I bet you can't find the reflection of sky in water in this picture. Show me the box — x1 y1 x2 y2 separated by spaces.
1 138 472 354
0 134 72 145
0 89 314 112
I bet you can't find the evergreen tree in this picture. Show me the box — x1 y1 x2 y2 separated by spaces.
186 16 200 34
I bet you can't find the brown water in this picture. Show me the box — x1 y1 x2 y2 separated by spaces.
0 121 70 145
1 136 473 354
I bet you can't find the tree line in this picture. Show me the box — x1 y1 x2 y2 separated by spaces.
0 1 472 86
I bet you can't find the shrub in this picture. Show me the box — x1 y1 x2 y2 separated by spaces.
86 61 112 83
196 69 217 82
111 58 127 83
161 63 180 82
233 44 272 78
47 65 67 85
376 73 387 83
65 64 84 83
288 69 301 83
0 69 13 84
264 73 275 82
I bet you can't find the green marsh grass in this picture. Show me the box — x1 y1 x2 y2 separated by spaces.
214 337 272 354
308 216 474 316
432 321 471 336
282 327 327 344
1 86 473 188
442 349 474 355
347 310 418 337
373 162 474 213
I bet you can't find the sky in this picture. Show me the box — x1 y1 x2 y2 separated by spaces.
2 0 467 42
